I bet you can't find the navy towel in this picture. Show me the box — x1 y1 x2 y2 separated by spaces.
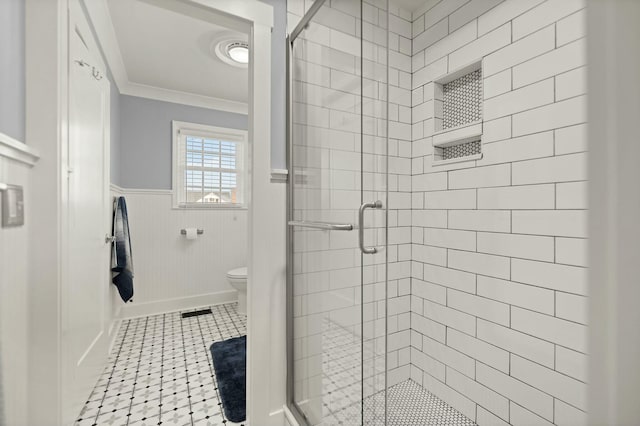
111 196 134 302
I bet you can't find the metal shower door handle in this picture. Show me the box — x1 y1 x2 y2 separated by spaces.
358 200 383 254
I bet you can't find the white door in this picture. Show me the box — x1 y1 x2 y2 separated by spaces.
62 2 112 423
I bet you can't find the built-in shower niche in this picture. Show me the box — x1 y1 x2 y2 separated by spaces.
432 61 483 165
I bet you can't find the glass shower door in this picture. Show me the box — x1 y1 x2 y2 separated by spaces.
287 0 389 425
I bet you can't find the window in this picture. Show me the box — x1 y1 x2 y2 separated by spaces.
172 121 247 208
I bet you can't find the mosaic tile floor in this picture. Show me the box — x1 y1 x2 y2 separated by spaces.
75 303 246 426
306 320 476 425
318 321 384 426
320 379 476 426
375 380 476 426
77 304 474 426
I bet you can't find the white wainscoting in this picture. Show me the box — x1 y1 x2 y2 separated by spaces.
111 186 245 318
0 155 32 425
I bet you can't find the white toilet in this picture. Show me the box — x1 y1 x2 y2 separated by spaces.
226 266 248 314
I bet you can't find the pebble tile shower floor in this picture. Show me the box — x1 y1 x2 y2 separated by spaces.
366 381 476 426
75 303 246 426
319 320 475 426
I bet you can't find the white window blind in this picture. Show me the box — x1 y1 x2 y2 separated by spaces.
173 122 247 208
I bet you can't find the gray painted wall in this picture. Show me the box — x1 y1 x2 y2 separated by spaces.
78 0 122 185
109 70 122 186
119 95 248 189
0 0 26 142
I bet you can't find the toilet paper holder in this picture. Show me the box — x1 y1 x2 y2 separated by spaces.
180 228 204 235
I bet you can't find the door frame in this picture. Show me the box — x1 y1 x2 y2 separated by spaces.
26 0 281 424
285 1 391 424
587 0 640 424
284 3 330 425
182 4 283 425
26 0 71 423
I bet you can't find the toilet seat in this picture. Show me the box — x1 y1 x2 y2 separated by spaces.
226 267 247 280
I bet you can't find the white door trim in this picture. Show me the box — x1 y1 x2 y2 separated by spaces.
587 0 640 424
159 3 283 423
180 3 285 424
25 0 69 423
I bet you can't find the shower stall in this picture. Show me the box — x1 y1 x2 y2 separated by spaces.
286 0 588 425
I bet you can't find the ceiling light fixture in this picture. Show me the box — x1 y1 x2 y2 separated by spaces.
212 36 249 68
227 42 249 64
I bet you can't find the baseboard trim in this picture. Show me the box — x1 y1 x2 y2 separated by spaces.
282 405 300 426
268 407 288 426
107 318 122 354
119 290 238 319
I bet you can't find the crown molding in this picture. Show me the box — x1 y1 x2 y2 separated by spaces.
121 81 248 114
81 0 248 115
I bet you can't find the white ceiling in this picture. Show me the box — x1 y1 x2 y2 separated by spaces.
106 0 249 106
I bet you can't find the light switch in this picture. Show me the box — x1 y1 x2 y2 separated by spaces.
1 184 24 227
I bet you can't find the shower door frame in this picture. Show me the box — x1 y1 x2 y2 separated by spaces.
285 3 329 423
285 1 390 423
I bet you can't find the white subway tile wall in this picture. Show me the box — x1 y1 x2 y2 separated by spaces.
411 1 587 425
288 0 587 425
